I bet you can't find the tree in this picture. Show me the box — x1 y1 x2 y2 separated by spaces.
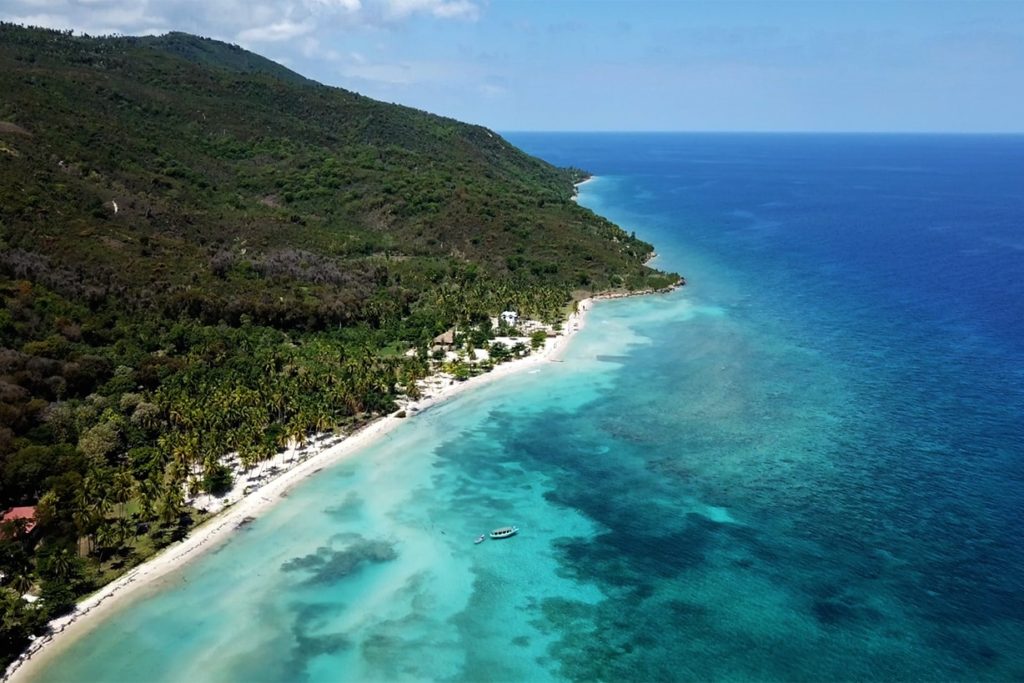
451 362 471 381
0 539 32 593
94 521 118 556
78 420 120 462
8 571 34 595
157 485 183 527
0 588 37 659
137 476 160 521
490 342 511 363
130 402 162 431
201 460 233 496
1 445 59 501
111 468 136 518
37 547 77 584
113 517 135 547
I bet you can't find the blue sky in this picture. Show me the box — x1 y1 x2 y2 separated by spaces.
4 0 1023 132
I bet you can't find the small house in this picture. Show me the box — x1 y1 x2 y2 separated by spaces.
500 310 519 326
432 328 455 349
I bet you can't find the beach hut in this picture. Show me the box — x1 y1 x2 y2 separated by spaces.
433 328 455 348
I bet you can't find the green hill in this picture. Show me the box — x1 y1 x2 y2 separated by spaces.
139 31 316 85
0 23 680 665
0 23 672 327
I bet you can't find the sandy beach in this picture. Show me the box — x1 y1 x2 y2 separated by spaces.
571 175 596 201
3 298 597 683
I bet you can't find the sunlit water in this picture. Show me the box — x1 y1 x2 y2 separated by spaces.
38 134 1024 682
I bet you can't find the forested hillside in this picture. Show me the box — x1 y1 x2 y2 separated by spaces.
0 23 680 665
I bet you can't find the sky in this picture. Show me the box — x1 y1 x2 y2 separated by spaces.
3 0 1024 132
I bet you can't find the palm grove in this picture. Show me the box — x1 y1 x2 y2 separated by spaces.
0 24 680 666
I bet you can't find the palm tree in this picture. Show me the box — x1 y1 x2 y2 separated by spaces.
45 548 75 582
71 490 103 557
111 468 136 519
285 418 308 450
114 517 135 547
157 484 183 528
82 469 112 518
9 571 34 594
138 476 160 520
95 521 118 556
313 410 333 434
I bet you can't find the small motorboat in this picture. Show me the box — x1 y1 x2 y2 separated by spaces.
474 534 485 545
489 526 519 540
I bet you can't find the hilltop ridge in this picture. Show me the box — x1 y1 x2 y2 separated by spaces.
138 31 317 85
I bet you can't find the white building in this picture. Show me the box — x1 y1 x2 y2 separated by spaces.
500 310 518 326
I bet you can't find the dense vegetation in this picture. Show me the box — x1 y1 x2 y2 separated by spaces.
0 23 680 667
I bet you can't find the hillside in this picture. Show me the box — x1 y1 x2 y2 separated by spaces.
0 23 680 666
0 25 672 327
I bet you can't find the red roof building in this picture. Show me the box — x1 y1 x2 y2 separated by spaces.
1 506 36 535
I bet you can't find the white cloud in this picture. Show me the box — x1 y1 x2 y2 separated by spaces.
434 2 475 19
237 19 315 44
295 36 344 62
0 0 481 38
478 82 506 97
300 36 321 57
382 0 479 21
136 25 170 36
6 13 75 31
305 0 361 12
340 57 457 85
1 0 491 109
11 0 71 7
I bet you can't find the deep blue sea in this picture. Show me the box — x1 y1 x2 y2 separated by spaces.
35 134 1024 682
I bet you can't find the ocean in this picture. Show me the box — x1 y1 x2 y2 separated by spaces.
34 134 1024 681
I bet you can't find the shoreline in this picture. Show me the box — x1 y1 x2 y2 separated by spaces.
574 175 595 188
3 296 601 683
571 174 595 201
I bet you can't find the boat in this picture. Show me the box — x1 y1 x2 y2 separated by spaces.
489 526 519 540
474 534 485 545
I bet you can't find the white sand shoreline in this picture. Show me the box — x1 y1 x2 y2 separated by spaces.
3 298 599 683
571 175 596 201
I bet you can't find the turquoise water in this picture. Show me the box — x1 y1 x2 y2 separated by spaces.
37 134 1024 681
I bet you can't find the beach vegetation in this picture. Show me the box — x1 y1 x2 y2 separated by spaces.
489 342 511 363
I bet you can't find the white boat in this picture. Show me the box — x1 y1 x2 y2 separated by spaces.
474 534 485 545
489 526 519 539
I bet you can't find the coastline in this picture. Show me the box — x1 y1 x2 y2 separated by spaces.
3 297 600 683
4 174 683 683
571 174 595 201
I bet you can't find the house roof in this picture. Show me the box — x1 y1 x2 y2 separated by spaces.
433 329 455 345
2 507 35 522
1 506 37 534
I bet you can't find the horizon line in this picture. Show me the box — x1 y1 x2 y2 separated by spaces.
499 130 1024 136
